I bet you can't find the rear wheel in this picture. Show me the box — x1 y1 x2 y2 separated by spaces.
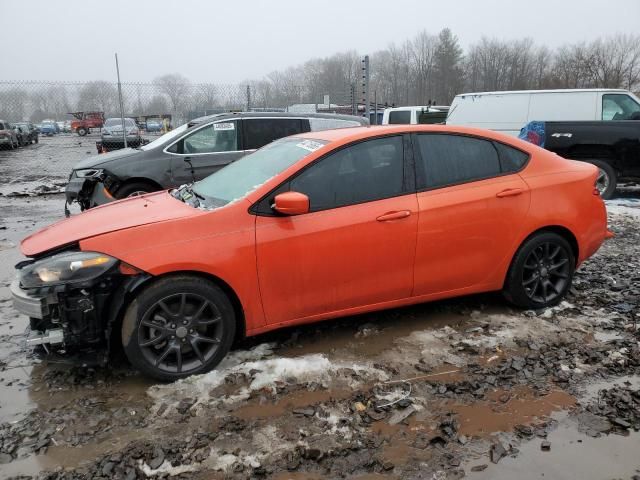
115 181 157 199
122 276 236 381
504 232 575 309
588 160 616 200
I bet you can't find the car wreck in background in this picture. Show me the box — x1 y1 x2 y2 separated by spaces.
64 112 368 212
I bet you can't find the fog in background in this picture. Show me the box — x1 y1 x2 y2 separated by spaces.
2 0 639 83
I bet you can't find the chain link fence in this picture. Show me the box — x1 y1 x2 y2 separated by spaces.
0 80 360 197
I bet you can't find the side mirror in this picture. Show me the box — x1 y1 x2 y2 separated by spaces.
273 191 309 216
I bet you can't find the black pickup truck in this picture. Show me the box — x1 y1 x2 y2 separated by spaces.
519 120 640 199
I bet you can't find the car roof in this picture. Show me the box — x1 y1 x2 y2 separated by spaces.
455 88 630 97
295 124 531 148
190 111 368 125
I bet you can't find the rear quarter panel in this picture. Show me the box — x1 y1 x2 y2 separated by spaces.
518 149 607 265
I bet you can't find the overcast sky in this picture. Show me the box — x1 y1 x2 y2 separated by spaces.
2 0 639 83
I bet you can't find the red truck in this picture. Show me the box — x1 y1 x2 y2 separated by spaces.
68 111 105 136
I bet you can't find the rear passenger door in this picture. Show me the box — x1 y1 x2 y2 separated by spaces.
242 118 304 153
168 120 243 184
412 134 531 296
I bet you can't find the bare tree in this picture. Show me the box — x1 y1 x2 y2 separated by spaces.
154 74 191 112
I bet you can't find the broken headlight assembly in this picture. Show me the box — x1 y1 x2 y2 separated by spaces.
19 251 118 288
74 168 104 179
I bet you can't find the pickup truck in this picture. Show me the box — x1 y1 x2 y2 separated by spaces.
519 120 640 199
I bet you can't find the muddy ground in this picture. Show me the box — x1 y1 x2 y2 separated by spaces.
0 138 640 479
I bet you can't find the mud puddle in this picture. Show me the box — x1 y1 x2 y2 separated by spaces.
465 417 640 480
450 387 576 436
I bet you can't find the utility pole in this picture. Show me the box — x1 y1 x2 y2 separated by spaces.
115 53 127 148
246 85 251 112
351 83 356 116
361 55 370 122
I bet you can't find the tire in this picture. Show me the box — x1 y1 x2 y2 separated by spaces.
121 275 236 381
115 181 157 199
77 127 87 136
587 160 616 200
503 232 575 309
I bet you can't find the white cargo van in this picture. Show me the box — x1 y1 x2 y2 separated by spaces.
446 89 640 136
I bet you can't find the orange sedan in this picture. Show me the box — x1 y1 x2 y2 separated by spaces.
12 125 609 380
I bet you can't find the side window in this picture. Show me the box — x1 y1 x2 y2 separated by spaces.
415 134 501 190
602 94 640 120
388 111 411 124
494 142 529 173
243 118 302 150
290 136 405 212
170 121 238 154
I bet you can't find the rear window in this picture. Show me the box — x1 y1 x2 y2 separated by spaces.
388 111 412 124
243 118 303 150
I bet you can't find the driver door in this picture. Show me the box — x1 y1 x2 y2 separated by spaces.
169 120 243 184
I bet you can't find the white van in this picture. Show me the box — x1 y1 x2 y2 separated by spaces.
446 89 640 136
382 106 449 125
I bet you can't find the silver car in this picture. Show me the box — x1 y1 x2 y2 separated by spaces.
100 118 143 149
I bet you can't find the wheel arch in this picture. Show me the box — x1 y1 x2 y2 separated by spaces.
519 225 579 265
116 177 163 193
106 270 247 356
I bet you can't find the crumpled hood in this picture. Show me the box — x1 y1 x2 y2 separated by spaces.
72 148 141 170
22 192 198 257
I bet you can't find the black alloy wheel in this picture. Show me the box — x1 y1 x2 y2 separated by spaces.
504 232 575 309
138 292 222 374
122 276 235 381
521 242 571 304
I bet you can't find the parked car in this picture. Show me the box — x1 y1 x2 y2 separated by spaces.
39 121 57 136
519 120 640 199
14 122 39 144
12 124 29 146
0 120 20 149
145 120 163 133
43 119 60 133
65 112 368 211
382 106 449 125
14 124 610 380
100 118 143 150
447 89 640 136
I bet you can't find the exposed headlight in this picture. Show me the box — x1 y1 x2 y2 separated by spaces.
19 251 118 288
75 168 104 179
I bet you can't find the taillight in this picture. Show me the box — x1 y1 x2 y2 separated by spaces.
526 131 542 146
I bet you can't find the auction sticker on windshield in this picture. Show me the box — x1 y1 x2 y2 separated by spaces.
214 122 235 131
296 140 324 152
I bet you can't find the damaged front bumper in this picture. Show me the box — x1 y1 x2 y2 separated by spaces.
11 269 148 356
65 173 120 213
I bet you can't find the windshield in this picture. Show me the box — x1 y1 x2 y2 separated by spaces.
104 118 136 127
192 137 327 206
140 123 188 151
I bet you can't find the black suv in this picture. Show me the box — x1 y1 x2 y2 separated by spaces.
65 112 367 211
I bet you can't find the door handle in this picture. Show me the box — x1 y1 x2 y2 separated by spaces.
376 210 411 222
496 188 524 198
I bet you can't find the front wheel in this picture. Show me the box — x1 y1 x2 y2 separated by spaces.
115 181 157 199
122 276 236 381
503 232 575 309
77 127 87 136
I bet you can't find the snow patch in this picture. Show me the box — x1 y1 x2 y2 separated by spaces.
148 343 387 408
139 460 199 477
